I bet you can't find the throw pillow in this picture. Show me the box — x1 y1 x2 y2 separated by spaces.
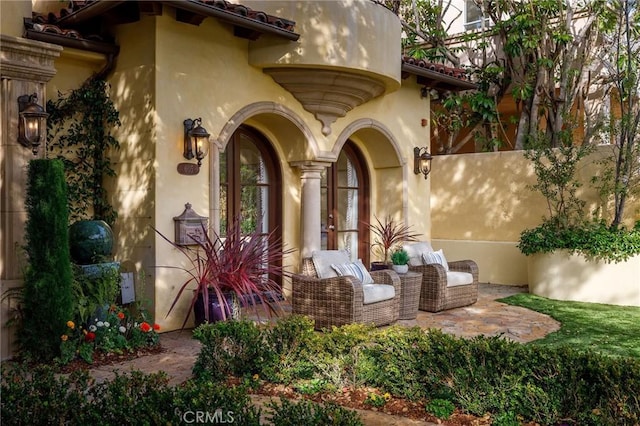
422 249 449 271
331 259 374 284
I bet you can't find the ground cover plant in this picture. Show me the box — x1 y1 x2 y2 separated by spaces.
0 363 362 426
191 316 640 425
499 293 640 359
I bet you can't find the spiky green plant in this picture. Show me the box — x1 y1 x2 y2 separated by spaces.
367 215 421 264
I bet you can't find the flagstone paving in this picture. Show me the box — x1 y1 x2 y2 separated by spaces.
399 283 560 342
87 284 560 425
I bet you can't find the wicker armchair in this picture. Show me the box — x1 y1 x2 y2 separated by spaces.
409 259 479 312
291 257 401 329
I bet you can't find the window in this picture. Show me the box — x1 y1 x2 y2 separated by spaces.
220 125 283 285
320 141 370 264
464 0 490 31
220 126 280 236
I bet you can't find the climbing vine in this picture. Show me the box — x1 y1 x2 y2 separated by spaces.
47 78 120 226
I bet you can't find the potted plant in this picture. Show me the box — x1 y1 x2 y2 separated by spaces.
367 215 421 270
155 215 292 328
390 249 410 274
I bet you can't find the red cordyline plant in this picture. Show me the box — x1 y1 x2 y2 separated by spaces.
367 215 421 264
154 216 292 329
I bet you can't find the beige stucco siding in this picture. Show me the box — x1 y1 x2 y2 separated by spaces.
431 148 640 284
108 17 159 312
246 0 402 91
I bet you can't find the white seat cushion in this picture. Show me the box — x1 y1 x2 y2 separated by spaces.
446 271 474 287
312 250 350 279
403 242 434 266
331 259 374 284
362 284 396 304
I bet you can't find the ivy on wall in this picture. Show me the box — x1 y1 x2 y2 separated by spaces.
47 78 121 227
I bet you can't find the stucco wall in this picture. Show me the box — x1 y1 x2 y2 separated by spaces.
1 1 30 37
431 147 640 284
108 16 159 319
246 0 401 90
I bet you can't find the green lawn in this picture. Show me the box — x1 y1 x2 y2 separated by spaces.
499 293 640 359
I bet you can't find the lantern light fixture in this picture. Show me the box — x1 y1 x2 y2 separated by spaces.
183 117 210 168
413 146 433 179
18 93 49 155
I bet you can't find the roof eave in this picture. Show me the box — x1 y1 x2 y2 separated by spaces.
164 0 300 41
24 28 120 55
401 63 477 91
54 1 126 25
54 0 300 42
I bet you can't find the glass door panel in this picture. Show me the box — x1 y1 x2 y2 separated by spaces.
219 125 282 285
321 141 369 263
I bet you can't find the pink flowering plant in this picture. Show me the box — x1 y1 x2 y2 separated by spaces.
58 303 160 365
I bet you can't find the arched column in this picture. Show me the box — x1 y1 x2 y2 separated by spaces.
291 161 330 260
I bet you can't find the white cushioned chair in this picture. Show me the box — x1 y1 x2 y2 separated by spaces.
291 250 401 329
403 242 479 312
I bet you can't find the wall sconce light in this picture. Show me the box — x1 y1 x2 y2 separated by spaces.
183 117 210 168
18 93 49 155
414 146 433 179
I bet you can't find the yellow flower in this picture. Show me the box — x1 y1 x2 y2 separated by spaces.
383 392 391 401
66 321 75 329
253 374 260 381
61 335 68 341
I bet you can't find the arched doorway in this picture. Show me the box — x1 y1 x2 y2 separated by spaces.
321 140 370 264
220 125 283 282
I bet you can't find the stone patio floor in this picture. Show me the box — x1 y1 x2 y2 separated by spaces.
88 284 560 425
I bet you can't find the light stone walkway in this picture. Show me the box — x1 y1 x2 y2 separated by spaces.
398 283 560 343
88 284 560 425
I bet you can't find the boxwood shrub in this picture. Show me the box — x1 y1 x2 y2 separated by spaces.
1 361 361 426
518 220 640 263
192 316 640 425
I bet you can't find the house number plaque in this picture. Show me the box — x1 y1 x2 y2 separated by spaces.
177 162 200 175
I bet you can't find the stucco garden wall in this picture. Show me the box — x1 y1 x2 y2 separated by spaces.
431 148 640 285
528 251 640 307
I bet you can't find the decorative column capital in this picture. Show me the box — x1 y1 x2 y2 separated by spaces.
290 161 331 179
1 35 62 82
